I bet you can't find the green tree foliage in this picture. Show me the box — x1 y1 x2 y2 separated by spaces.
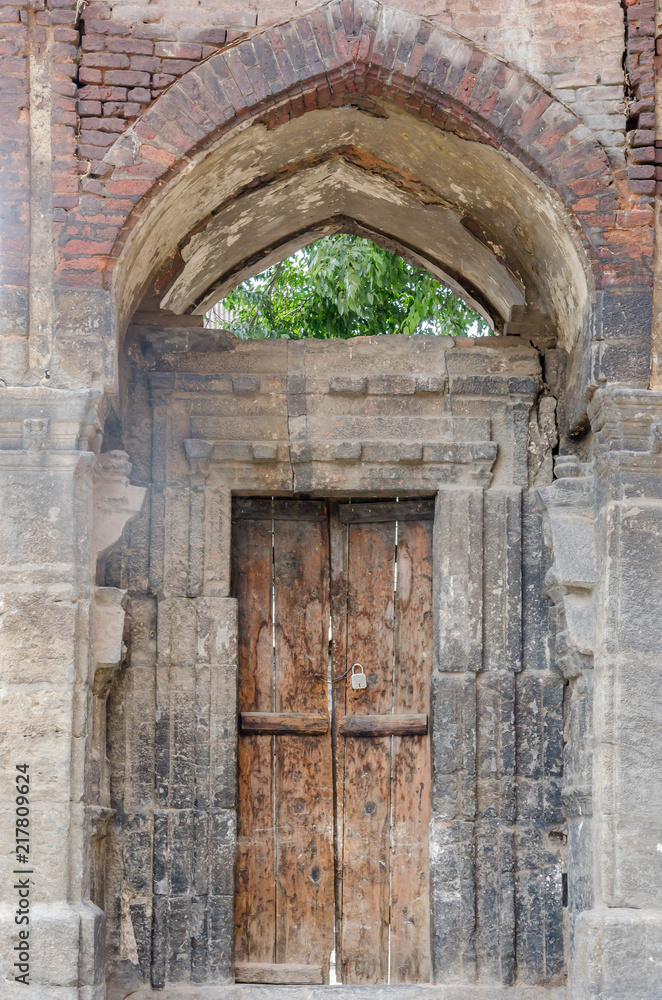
214 235 490 339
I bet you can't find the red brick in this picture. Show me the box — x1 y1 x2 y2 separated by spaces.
153 73 176 89
108 101 141 117
160 58 198 75
81 116 127 132
130 55 161 72
106 37 154 55
629 179 656 194
630 128 656 146
127 87 151 102
130 23 175 41
78 85 128 101
630 144 655 163
79 66 102 85
54 25 79 42
103 69 150 87
154 41 202 60
81 33 106 50
78 100 102 115
81 52 130 69
140 144 177 164
628 163 655 179
104 178 153 196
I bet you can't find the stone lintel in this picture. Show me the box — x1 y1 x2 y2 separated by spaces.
0 386 102 452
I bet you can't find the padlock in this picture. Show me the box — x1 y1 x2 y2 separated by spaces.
351 663 367 690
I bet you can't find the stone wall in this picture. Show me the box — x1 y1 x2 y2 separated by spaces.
2 0 662 997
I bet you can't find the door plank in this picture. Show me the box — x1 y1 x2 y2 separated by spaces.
338 500 435 523
235 962 324 984
234 497 327 521
329 503 349 966
338 520 396 985
240 712 329 735
273 514 335 975
233 518 276 966
339 714 428 736
390 518 433 984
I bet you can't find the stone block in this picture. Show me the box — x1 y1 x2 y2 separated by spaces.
613 504 662 654
433 489 484 672
483 490 522 671
121 813 153 895
0 594 77 683
328 375 367 394
0 902 82 987
209 809 236 896
367 375 416 395
251 442 278 460
572 908 662 1000
0 462 78 569
475 820 515 984
431 672 476 820
232 376 260 392
430 818 477 983
208 895 233 980
334 441 362 460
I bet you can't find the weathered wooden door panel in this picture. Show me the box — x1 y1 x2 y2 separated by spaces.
233 500 334 984
233 498 433 986
334 517 396 985
389 517 433 984
233 515 276 969
273 513 334 970
332 503 433 986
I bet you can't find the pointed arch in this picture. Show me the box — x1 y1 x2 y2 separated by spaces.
57 0 643 348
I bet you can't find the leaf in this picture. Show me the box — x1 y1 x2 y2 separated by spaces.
213 234 491 340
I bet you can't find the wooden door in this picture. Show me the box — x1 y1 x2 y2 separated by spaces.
232 498 335 986
232 498 433 986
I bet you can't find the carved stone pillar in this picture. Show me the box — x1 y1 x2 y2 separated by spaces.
538 460 597 992
431 386 565 988
105 594 238 993
541 387 662 999
0 389 145 999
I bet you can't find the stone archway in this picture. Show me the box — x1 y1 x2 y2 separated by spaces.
83 5 619 998
58 0 627 354
3 3 660 1000
88 8 609 989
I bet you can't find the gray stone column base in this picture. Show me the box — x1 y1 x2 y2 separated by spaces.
571 908 662 1000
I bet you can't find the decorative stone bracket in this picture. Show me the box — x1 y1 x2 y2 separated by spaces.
93 450 146 561
538 458 596 679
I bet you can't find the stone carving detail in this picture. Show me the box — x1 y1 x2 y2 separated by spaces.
527 393 558 487
538 458 596 680
22 417 49 450
184 437 213 476
93 449 146 561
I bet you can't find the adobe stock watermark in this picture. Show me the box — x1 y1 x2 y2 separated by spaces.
13 764 31 985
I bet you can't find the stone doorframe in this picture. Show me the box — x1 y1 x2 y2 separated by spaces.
3 348 662 998
87 332 568 996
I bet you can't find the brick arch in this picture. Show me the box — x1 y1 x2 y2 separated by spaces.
60 0 633 297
